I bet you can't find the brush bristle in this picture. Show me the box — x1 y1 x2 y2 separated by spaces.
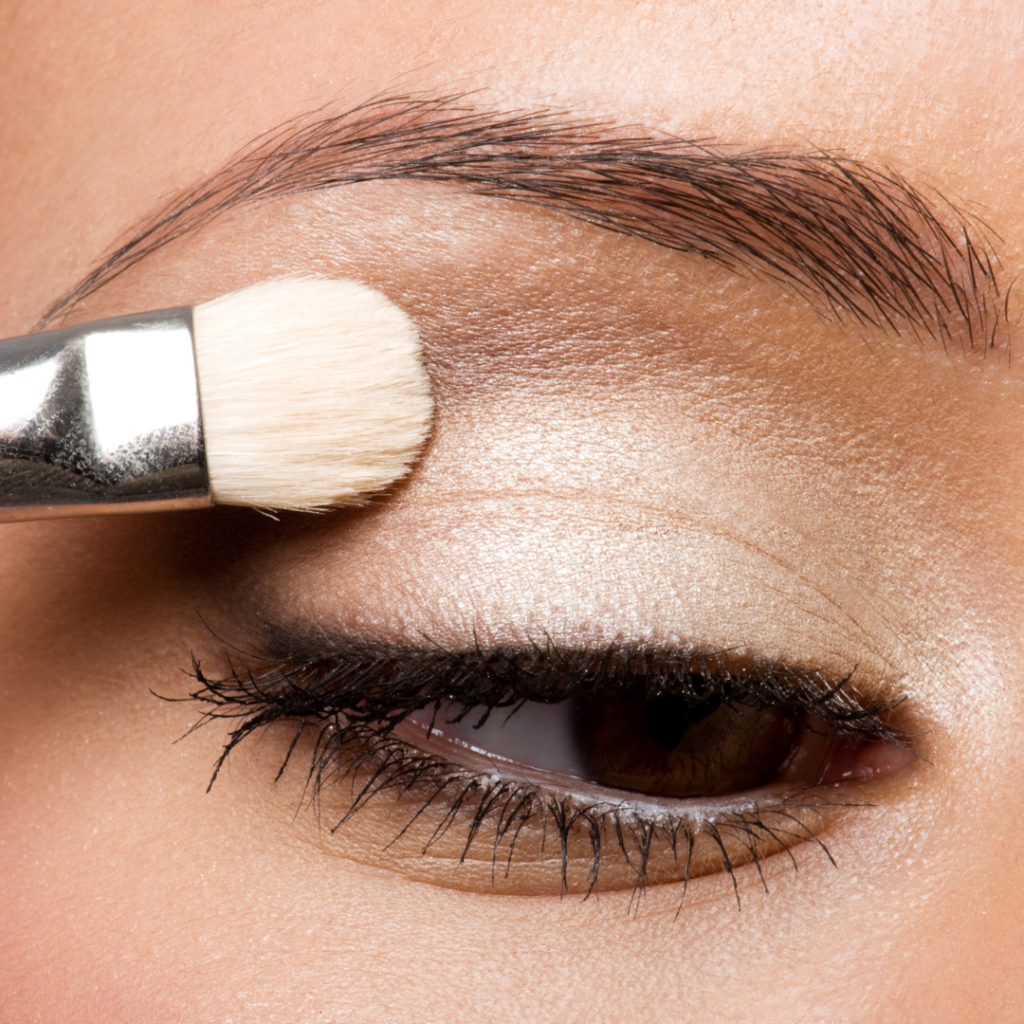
191 277 432 510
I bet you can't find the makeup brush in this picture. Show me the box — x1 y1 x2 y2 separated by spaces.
0 276 432 520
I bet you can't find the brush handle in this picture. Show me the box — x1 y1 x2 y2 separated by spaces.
0 308 213 520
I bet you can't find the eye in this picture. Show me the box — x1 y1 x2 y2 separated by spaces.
182 641 915 902
403 689 804 798
399 671 908 811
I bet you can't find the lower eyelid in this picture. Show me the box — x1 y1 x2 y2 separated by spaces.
303 721 890 898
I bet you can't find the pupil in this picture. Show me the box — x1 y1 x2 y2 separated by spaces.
643 692 724 750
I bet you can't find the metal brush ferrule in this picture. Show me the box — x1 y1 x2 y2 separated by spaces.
0 308 212 521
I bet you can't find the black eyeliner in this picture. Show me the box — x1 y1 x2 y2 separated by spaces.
182 635 903 775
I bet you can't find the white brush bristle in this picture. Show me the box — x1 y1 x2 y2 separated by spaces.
191 277 432 510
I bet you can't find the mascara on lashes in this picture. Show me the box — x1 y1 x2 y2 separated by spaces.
171 636 912 899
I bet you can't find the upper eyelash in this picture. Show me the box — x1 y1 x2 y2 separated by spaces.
180 637 904 772
169 636 907 905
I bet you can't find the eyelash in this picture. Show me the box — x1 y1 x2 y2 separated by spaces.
175 638 908 906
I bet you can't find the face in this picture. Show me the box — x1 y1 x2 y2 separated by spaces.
2 2 1024 1020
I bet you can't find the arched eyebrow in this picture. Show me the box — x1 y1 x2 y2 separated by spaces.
42 93 1009 351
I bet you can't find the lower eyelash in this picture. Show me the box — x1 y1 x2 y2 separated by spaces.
305 718 864 908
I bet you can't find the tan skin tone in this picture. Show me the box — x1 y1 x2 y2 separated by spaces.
2 1 1024 1021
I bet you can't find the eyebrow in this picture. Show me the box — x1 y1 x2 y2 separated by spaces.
41 93 1009 350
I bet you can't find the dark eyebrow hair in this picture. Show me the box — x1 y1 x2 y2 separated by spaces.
41 93 1009 350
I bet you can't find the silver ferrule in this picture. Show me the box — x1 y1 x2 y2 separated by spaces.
0 308 212 521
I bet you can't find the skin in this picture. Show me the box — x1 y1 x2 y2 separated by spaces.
1 1 1024 1021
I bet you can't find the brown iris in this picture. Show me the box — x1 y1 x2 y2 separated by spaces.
572 689 800 798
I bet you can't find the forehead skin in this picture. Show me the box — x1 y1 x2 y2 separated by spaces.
1 3 1024 1023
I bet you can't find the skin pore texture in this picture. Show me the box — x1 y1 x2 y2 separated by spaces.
2 1 1024 1022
